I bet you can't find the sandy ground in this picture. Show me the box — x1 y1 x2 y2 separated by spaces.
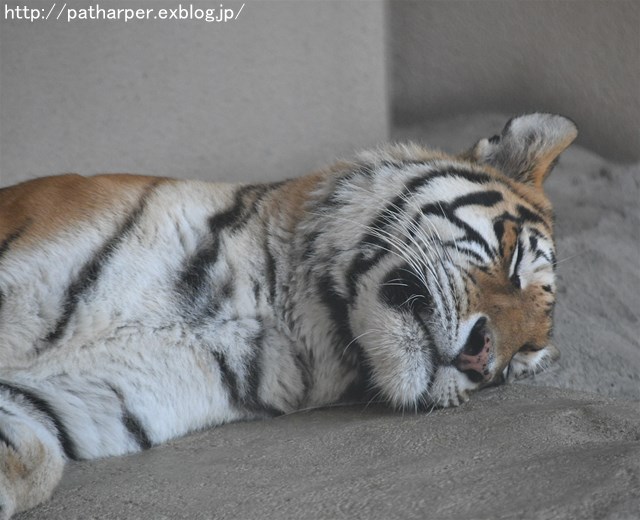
17 114 640 519
18 386 640 520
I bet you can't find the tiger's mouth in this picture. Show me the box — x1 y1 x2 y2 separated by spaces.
480 369 508 388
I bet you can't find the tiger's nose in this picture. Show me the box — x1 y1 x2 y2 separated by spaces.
454 317 492 383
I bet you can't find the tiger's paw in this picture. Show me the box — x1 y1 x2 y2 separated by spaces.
0 470 18 520
0 420 64 519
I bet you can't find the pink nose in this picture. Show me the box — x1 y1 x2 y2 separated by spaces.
454 319 492 382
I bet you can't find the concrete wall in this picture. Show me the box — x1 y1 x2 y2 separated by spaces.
1 0 638 189
390 0 640 163
0 1 388 187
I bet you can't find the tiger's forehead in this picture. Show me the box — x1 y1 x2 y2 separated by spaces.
396 158 550 204
360 159 555 232
306 157 555 260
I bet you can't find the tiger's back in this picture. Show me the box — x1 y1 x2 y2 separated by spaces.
1 174 164 361
0 113 576 518
0 174 300 363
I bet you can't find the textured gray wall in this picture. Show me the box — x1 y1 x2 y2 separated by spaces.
390 0 640 163
0 1 388 187
2 0 638 189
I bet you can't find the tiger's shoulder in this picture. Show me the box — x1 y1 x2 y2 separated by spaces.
0 173 175 246
0 163 348 254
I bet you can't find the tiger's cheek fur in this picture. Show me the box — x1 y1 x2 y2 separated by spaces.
350 285 434 409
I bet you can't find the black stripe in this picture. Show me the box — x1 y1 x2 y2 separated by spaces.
316 273 373 401
510 238 525 288
371 167 494 208
528 227 547 239
302 231 321 260
0 225 27 261
321 161 548 225
46 185 156 343
344 186 423 301
443 243 486 266
212 352 241 405
264 243 277 305
177 239 221 305
244 329 265 409
0 223 29 314
0 381 79 460
322 164 376 207
492 212 522 257
108 384 152 450
421 203 494 259
211 181 284 235
494 211 521 224
379 263 433 315
122 408 153 450
435 262 455 333
493 219 505 256
176 182 282 308
243 328 284 416
210 185 261 232
517 204 544 225
443 261 462 339
317 274 358 364
421 191 503 260
0 427 18 453
449 190 503 211
177 183 250 301
346 249 386 302
293 351 313 407
0 406 14 416
252 279 261 301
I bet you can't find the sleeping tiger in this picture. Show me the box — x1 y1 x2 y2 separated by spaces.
0 113 576 518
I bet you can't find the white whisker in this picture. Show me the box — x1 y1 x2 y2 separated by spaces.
341 329 383 358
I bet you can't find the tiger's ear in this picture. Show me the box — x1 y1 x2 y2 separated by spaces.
464 113 578 189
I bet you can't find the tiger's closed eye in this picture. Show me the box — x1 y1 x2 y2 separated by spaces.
519 343 543 353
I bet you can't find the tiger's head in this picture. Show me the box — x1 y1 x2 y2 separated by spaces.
305 113 577 409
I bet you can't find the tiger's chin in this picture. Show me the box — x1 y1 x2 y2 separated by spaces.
373 365 481 411
503 344 561 383
377 345 560 411
427 366 480 408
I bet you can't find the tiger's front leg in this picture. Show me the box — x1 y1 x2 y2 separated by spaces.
0 319 310 518
0 387 65 519
0 344 237 518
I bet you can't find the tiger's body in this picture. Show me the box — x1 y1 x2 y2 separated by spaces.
0 114 576 518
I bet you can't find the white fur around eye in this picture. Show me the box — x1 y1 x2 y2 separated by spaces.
515 229 556 289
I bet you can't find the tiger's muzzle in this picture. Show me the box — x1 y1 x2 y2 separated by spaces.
453 316 492 383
